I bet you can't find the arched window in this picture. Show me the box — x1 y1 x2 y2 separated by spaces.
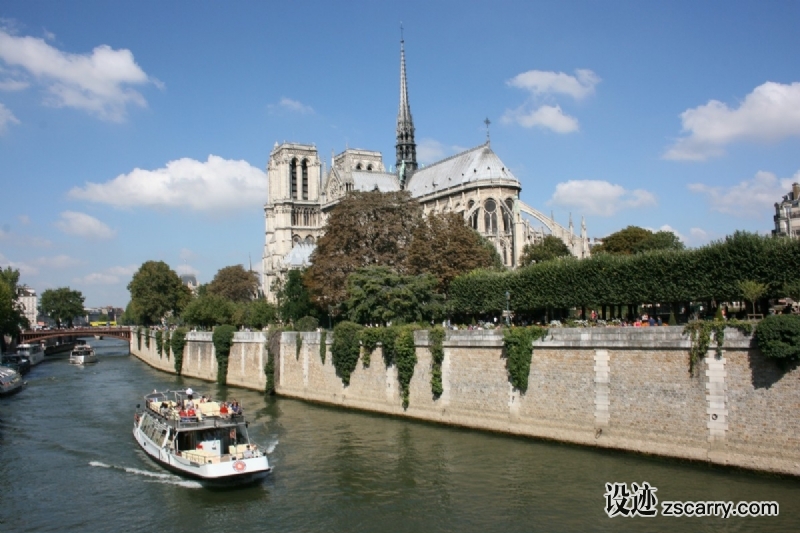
292 235 300 247
301 160 309 200
484 199 498 234
502 245 508 265
290 158 298 199
305 235 314 244
469 208 479 230
356 163 363 170
367 164 373 171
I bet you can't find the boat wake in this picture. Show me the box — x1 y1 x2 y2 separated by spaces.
89 461 203 488
265 437 279 454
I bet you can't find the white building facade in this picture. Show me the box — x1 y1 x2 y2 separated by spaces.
773 182 800 239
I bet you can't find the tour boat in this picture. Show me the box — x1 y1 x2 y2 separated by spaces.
133 388 271 486
16 343 45 366
0 367 25 396
69 344 98 365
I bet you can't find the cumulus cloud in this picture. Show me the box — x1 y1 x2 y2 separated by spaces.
664 81 800 161
688 170 797 217
507 69 600 100
0 102 20 133
0 28 157 122
269 97 313 114
503 68 598 134
0 79 28 91
502 104 579 133
548 180 656 216
35 254 82 269
73 264 137 285
649 224 686 243
0 253 37 275
68 155 268 212
176 264 199 277
55 211 116 239
416 138 466 165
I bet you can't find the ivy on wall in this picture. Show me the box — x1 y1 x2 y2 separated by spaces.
295 333 302 360
170 327 188 375
212 325 236 385
331 321 363 386
144 328 150 348
429 326 445 398
359 328 383 368
683 319 752 376
319 331 327 364
155 330 163 358
394 326 420 409
754 314 800 369
265 328 283 395
137 328 142 350
502 326 547 393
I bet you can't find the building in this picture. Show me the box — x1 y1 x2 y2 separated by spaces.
17 285 37 328
180 274 199 296
773 182 800 239
261 38 591 302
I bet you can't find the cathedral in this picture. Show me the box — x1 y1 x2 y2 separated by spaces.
261 38 590 302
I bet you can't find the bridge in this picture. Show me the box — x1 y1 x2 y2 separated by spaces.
20 326 132 344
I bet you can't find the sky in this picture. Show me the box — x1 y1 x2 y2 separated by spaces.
1 1 799 308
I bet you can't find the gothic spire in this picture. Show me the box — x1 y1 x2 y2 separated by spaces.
396 29 417 181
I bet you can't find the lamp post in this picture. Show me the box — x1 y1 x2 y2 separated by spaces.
505 291 511 326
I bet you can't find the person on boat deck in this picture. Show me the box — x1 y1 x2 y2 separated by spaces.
186 387 194 400
219 402 229 415
243 445 254 458
230 400 241 414
186 397 196 410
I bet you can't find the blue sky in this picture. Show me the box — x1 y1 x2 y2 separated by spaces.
1 1 799 307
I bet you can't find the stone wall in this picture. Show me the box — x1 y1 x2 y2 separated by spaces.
130 326 800 476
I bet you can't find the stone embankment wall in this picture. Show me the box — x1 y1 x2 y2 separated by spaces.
130 327 800 476
130 330 267 391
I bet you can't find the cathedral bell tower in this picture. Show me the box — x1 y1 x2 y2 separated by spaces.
396 35 417 186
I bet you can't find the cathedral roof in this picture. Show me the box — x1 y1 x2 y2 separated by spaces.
282 243 315 267
351 171 401 192
404 143 520 198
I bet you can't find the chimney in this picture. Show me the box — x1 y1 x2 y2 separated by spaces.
792 182 799 201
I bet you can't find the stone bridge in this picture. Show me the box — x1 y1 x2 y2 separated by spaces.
20 326 132 343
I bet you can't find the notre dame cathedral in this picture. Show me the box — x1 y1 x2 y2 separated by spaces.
261 38 590 302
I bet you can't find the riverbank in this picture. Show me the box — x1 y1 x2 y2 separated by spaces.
130 326 800 477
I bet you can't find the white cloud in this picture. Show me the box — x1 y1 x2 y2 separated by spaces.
271 97 313 114
664 81 800 161
688 170 797 217
35 254 82 269
548 180 656 216
502 104 579 133
416 138 466 165
176 264 199 277
68 155 268 212
17 214 30 225
73 264 137 285
0 29 156 122
0 253 37 275
649 224 686 243
0 79 28 91
0 102 20 133
55 211 116 239
507 69 600 100
689 228 711 244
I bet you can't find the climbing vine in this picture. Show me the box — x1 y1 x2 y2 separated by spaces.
265 327 283 395
502 326 548 393
155 330 163 358
683 319 753 376
295 333 302 360
137 328 142 350
429 326 445 398
144 327 150 348
170 327 188 375
212 325 236 385
754 314 800 369
395 326 420 409
319 331 327 364
359 328 384 368
331 321 364 386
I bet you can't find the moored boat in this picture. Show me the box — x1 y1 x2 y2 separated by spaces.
133 388 271 486
69 344 98 365
0 367 25 396
17 343 45 366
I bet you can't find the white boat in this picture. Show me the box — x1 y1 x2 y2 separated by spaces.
16 343 45 366
0 367 25 396
69 344 98 365
133 389 271 486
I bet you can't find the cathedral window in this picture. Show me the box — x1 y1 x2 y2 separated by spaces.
484 199 498 234
290 158 298 199
367 164 373 171
469 208 479 230
302 159 309 200
356 163 363 170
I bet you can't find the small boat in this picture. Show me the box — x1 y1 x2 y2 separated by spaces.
16 343 45 366
0 367 25 396
69 344 98 365
133 389 271 486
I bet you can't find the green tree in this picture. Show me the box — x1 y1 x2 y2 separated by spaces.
634 231 685 253
207 265 259 302
127 261 191 325
40 287 85 327
345 266 444 325
406 212 498 293
738 279 767 316
247 299 278 329
0 266 21 294
277 269 316 322
592 226 654 255
305 190 422 307
182 293 234 328
0 278 28 352
519 235 572 266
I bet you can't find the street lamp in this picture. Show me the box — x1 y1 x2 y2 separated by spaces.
505 291 511 326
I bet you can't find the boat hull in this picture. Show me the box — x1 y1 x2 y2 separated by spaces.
69 355 98 365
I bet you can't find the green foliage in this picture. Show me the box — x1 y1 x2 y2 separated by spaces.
634 231 685 254
295 316 319 331
319 331 327 364
144 327 150 348
714 307 724 321
331 321 364 386
359 327 384 368
668 311 677 326
394 326 420 409
503 326 547 392
683 319 753 375
0 277 28 347
265 328 283 395
182 293 234 327
212 324 236 384
738 279 767 315
247 298 279 329
170 327 188 375
345 266 444 326
207 265 259 302
137 328 142 350
277 269 317 323
754 315 800 367
783 280 800 301
519 235 572 266
127 261 191 326
295 332 302 360
429 326 445 397
155 329 164 358
40 287 85 328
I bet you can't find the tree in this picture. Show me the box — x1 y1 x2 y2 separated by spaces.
592 226 683 255
182 293 234 328
305 190 422 307
207 265 259 302
40 287 85 327
519 235 572 266
406 212 498 293
0 278 28 352
0 266 21 294
738 279 767 316
345 266 444 325
276 269 316 322
127 261 191 325
247 299 278 329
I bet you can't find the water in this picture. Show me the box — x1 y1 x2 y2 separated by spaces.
1 338 798 532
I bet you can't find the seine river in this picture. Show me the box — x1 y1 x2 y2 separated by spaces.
1 338 798 532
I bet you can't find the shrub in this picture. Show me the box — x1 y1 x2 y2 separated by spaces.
755 314 800 368
395 326 419 409
503 326 547 393
212 325 236 384
155 330 164 358
170 327 188 375
429 326 445 398
319 331 327 364
295 315 319 332
359 328 384 368
331 321 363 386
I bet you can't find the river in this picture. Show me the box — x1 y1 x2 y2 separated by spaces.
1 338 797 532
